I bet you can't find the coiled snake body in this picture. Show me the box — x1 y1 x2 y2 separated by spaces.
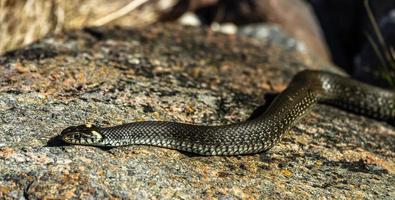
61 70 395 155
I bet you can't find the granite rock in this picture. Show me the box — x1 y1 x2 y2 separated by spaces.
0 24 394 199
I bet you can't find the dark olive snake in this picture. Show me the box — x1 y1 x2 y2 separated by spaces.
61 70 395 155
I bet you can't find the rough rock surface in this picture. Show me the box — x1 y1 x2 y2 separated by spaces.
0 24 394 199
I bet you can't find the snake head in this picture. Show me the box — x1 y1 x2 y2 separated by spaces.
61 124 104 145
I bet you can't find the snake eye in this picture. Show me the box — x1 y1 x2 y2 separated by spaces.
74 133 81 140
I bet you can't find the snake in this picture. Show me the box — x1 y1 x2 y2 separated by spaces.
61 70 395 155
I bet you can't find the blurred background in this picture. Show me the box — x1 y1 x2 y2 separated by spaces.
1 0 394 87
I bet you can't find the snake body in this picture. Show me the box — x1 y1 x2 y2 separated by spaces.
61 70 395 155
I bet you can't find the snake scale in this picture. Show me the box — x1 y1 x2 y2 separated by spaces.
61 70 395 155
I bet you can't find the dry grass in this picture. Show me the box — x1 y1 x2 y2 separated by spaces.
0 0 174 54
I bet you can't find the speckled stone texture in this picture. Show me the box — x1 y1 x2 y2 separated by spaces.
0 24 394 199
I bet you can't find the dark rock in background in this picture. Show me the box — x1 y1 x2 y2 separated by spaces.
0 24 394 199
311 0 367 72
311 0 395 87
